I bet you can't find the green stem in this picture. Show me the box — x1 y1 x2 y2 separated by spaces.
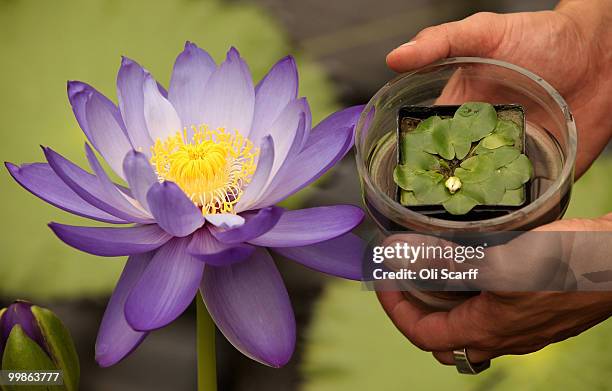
197 294 217 391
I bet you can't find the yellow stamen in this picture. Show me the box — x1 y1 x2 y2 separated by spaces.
150 125 258 215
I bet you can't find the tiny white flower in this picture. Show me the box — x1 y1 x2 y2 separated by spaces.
445 176 462 194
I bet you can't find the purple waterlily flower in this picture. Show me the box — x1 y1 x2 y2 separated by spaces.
6 42 365 368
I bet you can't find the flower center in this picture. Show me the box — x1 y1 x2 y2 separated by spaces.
150 126 258 214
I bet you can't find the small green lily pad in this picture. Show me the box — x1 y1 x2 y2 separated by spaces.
393 166 444 193
393 166 421 190
500 154 533 190
413 115 439 133
461 175 506 205
481 133 514 149
431 118 454 160
415 181 451 204
500 187 526 205
455 155 495 183
400 190 419 206
400 151 440 171
442 192 479 215
485 146 521 168
494 119 521 145
401 127 437 155
452 102 498 142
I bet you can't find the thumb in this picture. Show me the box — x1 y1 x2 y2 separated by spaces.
386 12 508 72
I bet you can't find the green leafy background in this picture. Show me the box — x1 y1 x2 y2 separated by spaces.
0 0 336 299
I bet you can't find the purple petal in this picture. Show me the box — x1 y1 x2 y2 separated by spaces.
204 214 245 229
143 73 182 142
235 135 274 212
49 223 171 257
266 98 309 180
122 150 157 212
67 81 127 142
248 56 298 143
262 105 364 199
248 205 364 247
201 248 295 367
304 105 364 154
273 233 366 280
211 206 284 244
250 126 352 208
84 144 152 222
296 103 312 150
169 42 216 130
67 82 133 179
116 57 154 154
67 81 92 139
201 47 254 134
0 301 46 357
125 238 204 331
5 162 126 224
96 252 152 367
187 228 255 266
250 111 307 204
43 147 150 223
146 181 205 237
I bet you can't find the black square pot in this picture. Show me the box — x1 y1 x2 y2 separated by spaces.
396 104 531 221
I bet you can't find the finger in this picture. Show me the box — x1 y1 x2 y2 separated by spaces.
386 12 508 72
407 295 491 351
376 291 432 350
378 289 481 351
376 290 409 318
432 349 495 366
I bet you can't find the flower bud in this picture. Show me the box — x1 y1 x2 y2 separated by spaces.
445 176 462 194
0 300 79 390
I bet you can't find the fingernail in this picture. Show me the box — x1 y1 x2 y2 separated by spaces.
400 40 417 48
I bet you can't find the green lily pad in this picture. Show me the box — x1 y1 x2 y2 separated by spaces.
430 118 454 160
455 154 495 183
447 124 472 160
494 119 521 145
400 150 440 170
452 102 498 142
500 154 533 189
395 169 444 193
479 119 521 150
401 130 437 155
486 146 521 168
500 188 526 205
399 190 419 206
442 192 479 215
393 166 422 190
461 175 506 205
481 133 514 149
415 181 451 204
413 115 439 133
394 166 445 192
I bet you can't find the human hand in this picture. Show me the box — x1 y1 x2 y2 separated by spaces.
377 215 612 366
386 0 612 177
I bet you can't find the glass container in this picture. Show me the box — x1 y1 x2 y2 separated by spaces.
355 57 577 234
